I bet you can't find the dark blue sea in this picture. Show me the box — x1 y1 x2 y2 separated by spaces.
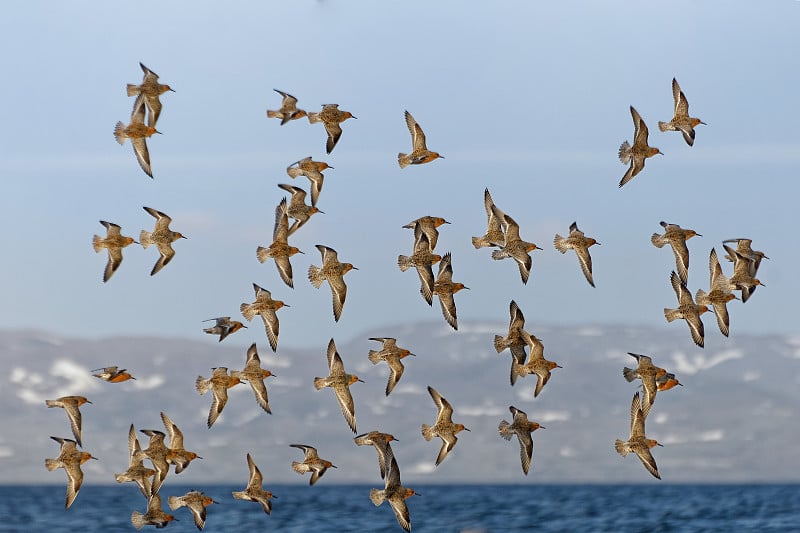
1 484 798 532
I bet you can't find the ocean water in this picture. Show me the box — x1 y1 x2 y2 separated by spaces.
1 484 798 532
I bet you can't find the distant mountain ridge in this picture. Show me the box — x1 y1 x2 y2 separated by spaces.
2 322 798 486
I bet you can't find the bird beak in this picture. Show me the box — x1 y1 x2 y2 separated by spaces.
540 426 546 430
656 443 664 447
658 150 664 155
318 210 325 214
357 378 365 383
331 465 338 468
283 303 291 307
352 266 359 270
464 427 471 432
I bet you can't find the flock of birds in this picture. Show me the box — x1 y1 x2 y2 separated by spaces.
42 64 770 531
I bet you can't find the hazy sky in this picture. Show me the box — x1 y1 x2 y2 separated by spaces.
0 1 796 353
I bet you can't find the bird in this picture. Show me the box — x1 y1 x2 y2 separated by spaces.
131 493 176 530
240 283 289 352
618 106 663 188
160 411 201 474
286 157 332 207
695 248 738 336
313 338 363 433
139 206 186 276
614 392 662 480
498 405 544 475
398 110 443 168
232 453 277 515
491 211 541 284
308 244 357 322
134 429 171 495
402 215 450 251
493 300 531 386
202 316 247 343
367 337 415 397
266 89 307 125
44 436 97 509
114 94 160 178
91 366 136 383
421 386 469 466
553 221 600 287
195 367 243 428
44 396 91 447
621 352 667 410
369 456 419 532
472 188 506 249
516 333 561 398
664 270 709 348
92 220 137 282
354 430 398 480
398 224 442 306
256 197 303 288
307 103 356 153
114 424 156 498
126 62 174 128
432 252 468 330
658 78 705 146
290 444 336 485
722 238 768 278
651 221 701 285
168 490 218 531
230 343 276 415
723 244 766 303
278 183 323 236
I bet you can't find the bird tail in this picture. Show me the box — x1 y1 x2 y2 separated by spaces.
139 230 153 248
256 246 270 264
307 112 322 123
131 511 146 530
114 122 127 145
44 458 61 471
622 367 639 382
614 439 629 457
493 335 507 354
167 496 181 511
471 236 486 249
92 235 104 252
195 376 211 395
650 233 666 248
397 255 413 272
553 235 569 254
290 461 305 474
664 308 680 322
240 303 257 322
498 420 513 440
45 400 60 408
658 121 675 132
126 84 140 97
286 167 303 179
313 377 327 390
491 248 509 261
369 488 386 506
307 265 324 288
695 289 708 305
266 109 281 119
421 424 434 441
618 141 632 164
398 153 410 169
367 350 382 365
231 490 247 500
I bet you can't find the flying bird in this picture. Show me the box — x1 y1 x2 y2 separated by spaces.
658 78 705 146
92 220 137 282
398 110 443 168
139 206 186 276
618 106 663 188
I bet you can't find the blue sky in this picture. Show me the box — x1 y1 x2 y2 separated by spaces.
0 1 796 352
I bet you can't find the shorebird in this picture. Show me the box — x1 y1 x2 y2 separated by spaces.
402 215 450 251
45 396 91 447
202 316 247 343
126 62 174 128
723 244 766 303
278 183 323 236
695 248 738 336
622 352 667 411
230 343 276 415
472 188 506 249
421 386 469 466
308 244 357 322
131 493 176 530
168 490 218 530
367 337 415 397
615 392 662 480
114 424 155 498
290 444 336 485
618 106 662 188
722 238 768 278
313 338 363 433
369 456 418 532
432 252 468 330
398 110 443 168
553 221 600 287
664 270 709 348
494 300 531 385
266 89 307 125
308 103 356 153
195 367 243 428
498 405 544 475
232 453 277 515
44 436 97 509
92 220 137 282
398 225 442 306
135 429 170 495
651 221 701 285
286 157 332 207
256 197 303 288
140 206 186 276
354 430 398 480
240 283 288 352
491 211 541 284
114 94 160 178
160 411 201 474
658 78 705 146
516 333 561 398
91 366 135 383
